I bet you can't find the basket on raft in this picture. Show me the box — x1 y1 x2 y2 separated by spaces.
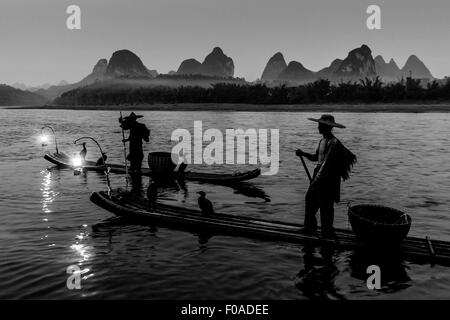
348 204 412 244
147 152 178 175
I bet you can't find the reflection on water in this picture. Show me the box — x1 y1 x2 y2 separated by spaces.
70 243 92 263
40 170 58 215
295 246 345 300
39 170 58 244
348 247 411 293
70 227 95 283
1 109 450 299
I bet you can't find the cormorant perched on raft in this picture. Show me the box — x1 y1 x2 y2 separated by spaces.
96 153 108 166
147 181 158 206
197 191 214 216
79 142 87 162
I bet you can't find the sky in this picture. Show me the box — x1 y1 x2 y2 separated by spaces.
1 0 449 86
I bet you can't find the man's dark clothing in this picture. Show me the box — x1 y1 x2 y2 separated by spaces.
127 122 150 171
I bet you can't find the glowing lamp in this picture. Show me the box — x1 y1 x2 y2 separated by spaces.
40 135 49 146
72 156 83 168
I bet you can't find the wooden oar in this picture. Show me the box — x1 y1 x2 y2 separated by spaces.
298 154 312 183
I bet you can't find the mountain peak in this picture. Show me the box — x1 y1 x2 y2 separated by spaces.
277 60 316 83
201 47 234 77
105 49 153 78
333 45 376 79
387 58 400 70
177 58 202 75
374 55 401 81
212 47 224 55
176 48 234 77
261 52 287 81
93 59 108 73
374 55 386 64
78 58 108 86
402 55 433 79
272 52 284 59
359 44 372 54
406 54 419 61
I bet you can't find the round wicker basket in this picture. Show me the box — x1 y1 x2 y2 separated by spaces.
348 204 411 244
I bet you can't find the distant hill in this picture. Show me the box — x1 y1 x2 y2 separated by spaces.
79 58 108 84
105 49 156 79
11 81 68 92
262 45 380 85
260 45 434 85
0 84 47 106
316 59 343 79
374 55 402 82
177 58 202 75
17 44 437 104
332 44 376 80
42 47 240 101
261 52 287 81
400 55 433 79
277 61 316 84
37 49 159 100
177 47 234 77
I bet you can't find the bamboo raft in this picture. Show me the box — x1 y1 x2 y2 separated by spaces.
44 152 261 184
90 190 450 266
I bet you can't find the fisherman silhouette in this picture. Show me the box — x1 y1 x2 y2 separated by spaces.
296 114 356 237
197 191 214 216
119 112 150 173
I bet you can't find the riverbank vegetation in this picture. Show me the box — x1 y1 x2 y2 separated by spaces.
54 77 450 106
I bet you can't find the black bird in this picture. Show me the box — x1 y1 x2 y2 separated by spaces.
147 181 158 205
79 142 87 162
96 153 107 166
197 191 214 216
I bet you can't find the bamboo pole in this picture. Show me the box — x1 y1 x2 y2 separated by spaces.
299 154 312 183
120 112 129 188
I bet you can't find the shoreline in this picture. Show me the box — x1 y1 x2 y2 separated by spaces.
6 103 450 113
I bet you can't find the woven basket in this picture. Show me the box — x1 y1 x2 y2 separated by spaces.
147 152 177 174
348 204 411 244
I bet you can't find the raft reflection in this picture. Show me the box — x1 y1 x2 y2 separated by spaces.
295 245 345 300
348 247 411 293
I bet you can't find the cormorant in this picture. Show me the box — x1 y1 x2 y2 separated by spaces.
79 142 87 162
197 191 214 216
96 153 107 166
147 181 158 205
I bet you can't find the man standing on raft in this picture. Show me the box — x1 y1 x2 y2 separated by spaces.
296 114 356 236
119 112 150 173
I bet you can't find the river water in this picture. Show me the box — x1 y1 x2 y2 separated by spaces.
0 108 449 299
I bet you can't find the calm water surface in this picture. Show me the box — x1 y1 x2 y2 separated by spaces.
0 108 449 299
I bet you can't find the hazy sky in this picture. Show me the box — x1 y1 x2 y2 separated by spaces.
1 0 449 86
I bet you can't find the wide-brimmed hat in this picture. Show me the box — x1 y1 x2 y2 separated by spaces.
123 112 143 120
308 114 346 128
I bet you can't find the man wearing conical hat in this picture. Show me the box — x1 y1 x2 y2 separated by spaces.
296 114 356 236
119 112 150 172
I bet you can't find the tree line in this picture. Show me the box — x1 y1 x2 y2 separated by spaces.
54 77 450 105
